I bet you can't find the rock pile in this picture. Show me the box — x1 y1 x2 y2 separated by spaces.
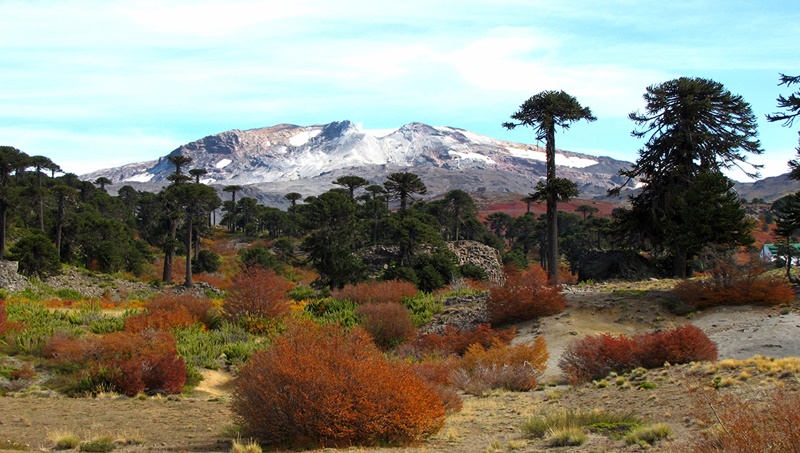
0 261 28 292
446 240 504 283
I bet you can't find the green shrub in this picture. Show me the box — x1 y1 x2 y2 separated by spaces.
193 250 222 274
401 292 443 327
288 285 316 301
523 409 640 439
79 436 115 453
8 231 61 277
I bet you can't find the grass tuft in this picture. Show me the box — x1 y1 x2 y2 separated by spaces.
625 423 671 445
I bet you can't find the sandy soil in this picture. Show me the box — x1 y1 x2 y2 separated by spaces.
2 284 800 452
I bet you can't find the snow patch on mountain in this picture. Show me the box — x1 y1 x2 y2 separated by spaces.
124 173 154 183
506 146 598 168
289 129 322 146
449 150 496 164
215 159 232 169
435 126 495 145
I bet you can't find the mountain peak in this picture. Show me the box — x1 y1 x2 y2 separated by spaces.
82 120 636 202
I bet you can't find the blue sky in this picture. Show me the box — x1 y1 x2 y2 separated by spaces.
1 0 799 181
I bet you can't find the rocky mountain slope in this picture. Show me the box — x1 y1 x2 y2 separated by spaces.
83 121 636 205
83 120 797 206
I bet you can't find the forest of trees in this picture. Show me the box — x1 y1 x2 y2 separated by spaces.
0 74 799 289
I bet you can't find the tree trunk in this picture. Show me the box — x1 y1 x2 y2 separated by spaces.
672 248 688 278
545 123 559 284
0 205 6 259
162 218 177 283
185 215 194 288
787 238 799 284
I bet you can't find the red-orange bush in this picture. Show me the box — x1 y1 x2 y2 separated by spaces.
674 276 795 309
674 257 794 309
144 292 218 328
404 324 517 358
692 387 800 452
331 280 418 305
355 302 416 350
559 325 718 383
487 266 566 325
452 337 549 395
124 307 196 333
408 357 463 414
225 267 294 321
232 321 445 447
46 330 186 396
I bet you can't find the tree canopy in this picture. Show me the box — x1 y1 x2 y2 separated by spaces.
613 77 761 277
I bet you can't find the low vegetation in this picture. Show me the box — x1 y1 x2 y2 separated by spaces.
559 325 718 383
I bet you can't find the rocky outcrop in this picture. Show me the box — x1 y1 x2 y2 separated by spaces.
358 240 504 283
447 241 504 283
0 261 28 292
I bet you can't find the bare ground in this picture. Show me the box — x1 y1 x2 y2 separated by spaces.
3 282 800 452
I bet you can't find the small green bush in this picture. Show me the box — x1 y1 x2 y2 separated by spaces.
79 436 115 453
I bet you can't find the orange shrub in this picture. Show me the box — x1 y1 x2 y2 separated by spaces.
47 330 186 396
355 302 416 350
11 363 36 381
559 325 718 383
225 267 294 321
144 292 218 329
692 387 800 452
452 337 548 395
487 266 566 325
232 321 445 447
331 280 418 305
124 306 196 333
404 324 517 358
674 276 794 309
559 333 639 383
674 256 794 309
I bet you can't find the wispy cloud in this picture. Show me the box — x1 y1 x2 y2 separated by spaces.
0 0 798 177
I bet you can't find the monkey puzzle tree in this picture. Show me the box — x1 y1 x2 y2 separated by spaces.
503 90 596 282
189 168 208 184
384 172 427 211
0 146 30 258
767 73 800 179
333 175 369 199
612 77 762 277
169 183 221 287
768 73 800 282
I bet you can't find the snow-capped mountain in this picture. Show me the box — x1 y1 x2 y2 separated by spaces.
83 120 635 205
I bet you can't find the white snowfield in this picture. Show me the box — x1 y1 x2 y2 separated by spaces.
288 129 322 146
124 173 154 183
215 159 232 169
505 147 598 168
448 150 496 164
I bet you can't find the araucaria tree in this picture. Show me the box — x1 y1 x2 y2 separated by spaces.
768 73 800 282
503 91 596 283
613 77 762 277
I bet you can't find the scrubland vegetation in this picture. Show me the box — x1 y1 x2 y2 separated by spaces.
3 73 800 451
